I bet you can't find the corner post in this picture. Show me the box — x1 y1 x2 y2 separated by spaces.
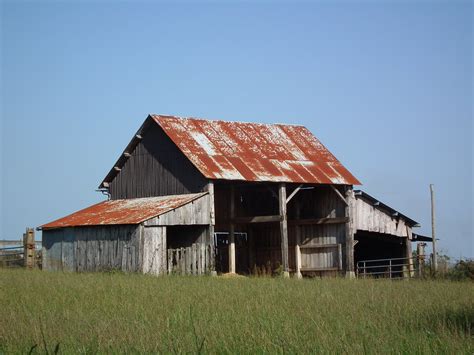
405 227 414 278
295 200 302 279
206 181 216 275
229 185 236 274
279 183 290 278
23 228 35 269
345 186 355 278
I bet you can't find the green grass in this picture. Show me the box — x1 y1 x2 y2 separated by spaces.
1 269 473 354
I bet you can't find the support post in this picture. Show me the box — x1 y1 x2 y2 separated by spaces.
23 228 35 269
229 185 236 274
344 186 355 278
405 227 414 278
295 200 302 279
248 228 256 274
417 242 426 278
430 184 438 273
279 183 290 278
206 182 217 275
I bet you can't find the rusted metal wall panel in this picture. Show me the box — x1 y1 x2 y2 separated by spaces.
109 123 207 199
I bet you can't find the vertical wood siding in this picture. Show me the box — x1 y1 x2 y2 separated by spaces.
43 225 143 273
109 124 207 199
142 226 167 275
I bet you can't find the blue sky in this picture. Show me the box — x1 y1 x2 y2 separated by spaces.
1 1 472 258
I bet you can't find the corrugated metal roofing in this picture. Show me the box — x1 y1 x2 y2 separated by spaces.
153 115 360 184
100 114 361 188
40 193 207 229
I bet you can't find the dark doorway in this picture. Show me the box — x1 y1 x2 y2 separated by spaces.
354 231 406 277
214 232 249 274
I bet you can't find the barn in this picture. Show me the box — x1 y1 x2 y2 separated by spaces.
40 114 425 277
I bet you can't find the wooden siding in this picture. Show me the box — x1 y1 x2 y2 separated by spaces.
43 224 211 275
109 123 207 199
142 226 167 275
353 197 411 237
144 194 211 226
42 225 144 273
167 243 213 275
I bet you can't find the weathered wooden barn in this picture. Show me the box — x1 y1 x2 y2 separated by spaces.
40 114 425 277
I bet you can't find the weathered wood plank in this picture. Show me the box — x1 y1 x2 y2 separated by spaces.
233 215 281 224
288 217 348 225
279 183 289 277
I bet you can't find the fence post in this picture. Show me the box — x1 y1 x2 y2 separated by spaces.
23 228 35 269
417 243 425 278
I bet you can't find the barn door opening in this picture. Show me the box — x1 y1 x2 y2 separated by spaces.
214 232 249 274
354 231 407 278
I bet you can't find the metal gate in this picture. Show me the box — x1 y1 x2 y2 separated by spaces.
356 256 416 279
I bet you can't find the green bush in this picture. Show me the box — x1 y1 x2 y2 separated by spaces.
449 259 474 281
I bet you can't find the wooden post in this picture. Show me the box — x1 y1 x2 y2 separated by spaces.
23 228 35 269
229 185 236 274
279 183 290 278
430 184 438 273
294 200 302 279
206 182 217 275
248 228 256 274
405 227 414 278
344 186 355 278
417 242 426 278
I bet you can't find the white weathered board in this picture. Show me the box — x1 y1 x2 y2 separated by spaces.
144 194 210 226
142 226 167 275
352 197 411 238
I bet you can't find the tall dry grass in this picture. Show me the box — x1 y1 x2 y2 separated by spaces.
0 269 472 353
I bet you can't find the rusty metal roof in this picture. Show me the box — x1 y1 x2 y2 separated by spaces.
153 115 360 184
100 114 360 188
40 193 207 229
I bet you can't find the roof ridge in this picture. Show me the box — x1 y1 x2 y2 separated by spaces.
150 114 306 127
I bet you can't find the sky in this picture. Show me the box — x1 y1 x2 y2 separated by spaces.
1 1 472 258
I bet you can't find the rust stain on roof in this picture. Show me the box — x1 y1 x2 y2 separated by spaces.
40 193 207 229
151 115 360 185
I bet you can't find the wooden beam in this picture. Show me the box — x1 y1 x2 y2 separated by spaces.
114 166 121 172
135 134 143 140
229 185 236 274
279 183 289 277
330 185 348 206
300 243 339 250
286 184 303 204
300 267 340 272
232 215 281 224
288 217 348 225
123 152 131 157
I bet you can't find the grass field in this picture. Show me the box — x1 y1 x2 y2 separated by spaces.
1 269 473 354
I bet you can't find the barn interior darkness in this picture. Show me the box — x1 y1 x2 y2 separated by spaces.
213 182 347 275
